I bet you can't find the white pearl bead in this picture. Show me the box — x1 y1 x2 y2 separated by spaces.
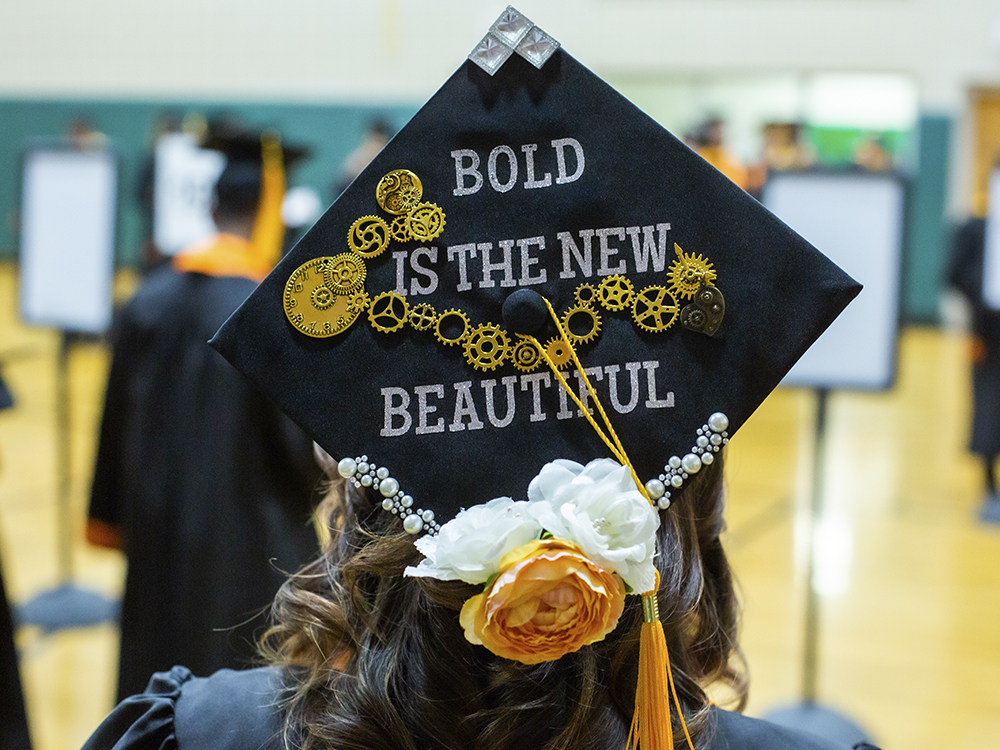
657 497 671 509
357 461 370 475
337 458 357 478
376 467 389 480
381 498 393 511
710 433 723 446
421 509 435 523
670 475 683 488
708 412 729 433
645 479 666 499
681 453 702 474
379 477 399 497
668 456 682 469
701 452 714 465
403 514 424 534
697 435 709 448
401 495 413 508
360 475 373 487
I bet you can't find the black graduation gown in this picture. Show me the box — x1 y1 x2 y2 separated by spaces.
947 218 1000 456
81 666 880 750
1 374 32 750
88 265 322 701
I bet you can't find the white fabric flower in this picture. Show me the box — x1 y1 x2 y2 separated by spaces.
404 497 542 584
527 458 659 593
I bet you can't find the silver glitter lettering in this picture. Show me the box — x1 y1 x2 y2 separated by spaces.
626 223 671 273
642 361 673 408
452 149 483 196
519 372 551 422
449 381 485 432
518 236 547 285
409 246 439 296
414 384 446 434
552 137 585 184
392 251 408 296
488 145 518 193
596 227 627 276
521 143 552 189
380 387 412 437
481 376 517 428
479 241 516 288
604 362 642 414
557 229 594 279
556 372 574 420
447 243 478 292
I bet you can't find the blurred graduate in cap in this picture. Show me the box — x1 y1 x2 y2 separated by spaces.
84 9 873 749
86 124 323 700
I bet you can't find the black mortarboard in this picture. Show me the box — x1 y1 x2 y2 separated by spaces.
202 120 310 167
211 11 858 537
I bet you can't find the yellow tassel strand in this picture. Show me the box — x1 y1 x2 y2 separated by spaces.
533 297 696 750
249 130 286 271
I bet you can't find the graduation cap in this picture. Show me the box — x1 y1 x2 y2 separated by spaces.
211 6 858 746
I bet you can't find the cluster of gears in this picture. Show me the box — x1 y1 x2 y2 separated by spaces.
282 168 726 371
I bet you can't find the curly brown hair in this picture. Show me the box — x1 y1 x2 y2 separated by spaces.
261 454 747 750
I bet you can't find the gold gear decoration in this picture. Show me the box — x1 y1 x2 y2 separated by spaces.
323 253 367 294
406 203 446 242
631 286 680 332
347 216 391 258
667 243 717 300
463 323 511 372
433 309 470 346
367 291 409 333
310 284 336 310
346 291 369 315
390 215 411 243
511 336 541 372
376 169 423 215
283 257 363 338
574 283 597 306
408 302 437 331
545 337 573 368
597 275 635 311
561 303 602 345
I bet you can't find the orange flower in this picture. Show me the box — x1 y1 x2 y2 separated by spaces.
459 538 625 664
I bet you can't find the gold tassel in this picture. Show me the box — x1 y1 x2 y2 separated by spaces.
250 130 286 270
626 577 695 750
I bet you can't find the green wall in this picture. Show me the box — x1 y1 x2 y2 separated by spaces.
0 98 419 266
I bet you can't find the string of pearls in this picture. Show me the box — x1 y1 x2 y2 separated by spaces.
643 412 729 510
336 456 441 536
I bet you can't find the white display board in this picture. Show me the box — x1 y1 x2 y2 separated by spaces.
153 132 225 255
980 170 1000 310
19 147 118 334
763 171 903 391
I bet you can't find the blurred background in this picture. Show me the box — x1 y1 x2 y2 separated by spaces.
1 1 999 748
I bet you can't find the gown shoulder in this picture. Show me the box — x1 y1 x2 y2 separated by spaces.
710 706 880 750
81 666 286 750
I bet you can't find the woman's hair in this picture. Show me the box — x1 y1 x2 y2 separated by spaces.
261 455 747 750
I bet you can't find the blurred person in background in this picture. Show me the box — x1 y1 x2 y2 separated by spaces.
86 125 323 700
746 122 815 199
947 183 1000 523
852 133 894 172
135 111 184 272
690 116 748 190
330 118 392 199
0 371 32 750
